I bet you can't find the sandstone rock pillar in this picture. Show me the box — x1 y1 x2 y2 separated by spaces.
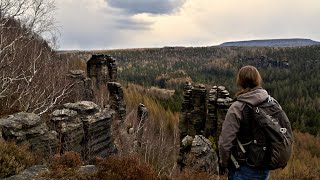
136 103 148 146
87 54 117 107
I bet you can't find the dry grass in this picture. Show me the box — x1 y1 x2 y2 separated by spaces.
123 84 180 177
125 83 175 100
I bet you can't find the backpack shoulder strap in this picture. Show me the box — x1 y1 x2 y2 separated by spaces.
236 95 276 109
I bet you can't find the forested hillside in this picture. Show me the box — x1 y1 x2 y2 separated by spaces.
88 45 320 136
220 38 320 47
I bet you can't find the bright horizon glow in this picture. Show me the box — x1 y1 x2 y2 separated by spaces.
55 0 320 50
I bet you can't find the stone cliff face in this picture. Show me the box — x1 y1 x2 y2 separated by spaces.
179 82 232 140
67 70 94 102
0 112 58 154
87 54 117 108
108 82 126 121
51 101 117 160
0 101 117 161
178 82 233 174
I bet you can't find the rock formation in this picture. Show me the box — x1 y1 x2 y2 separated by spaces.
67 70 94 102
108 82 126 121
0 112 59 154
179 82 232 140
179 83 208 139
3 165 48 180
179 135 219 174
0 101 117 161
135 103 148 148
87 54 117 108
178 82 233 174
3 164 99 180
52 101 117 160
59 54 126 122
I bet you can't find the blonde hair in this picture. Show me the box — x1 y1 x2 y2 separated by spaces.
236 65 262 96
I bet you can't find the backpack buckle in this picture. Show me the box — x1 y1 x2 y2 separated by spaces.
280 128 287 134
231 154 240 169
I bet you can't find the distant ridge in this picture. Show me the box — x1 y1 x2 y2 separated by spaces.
219 38 320 47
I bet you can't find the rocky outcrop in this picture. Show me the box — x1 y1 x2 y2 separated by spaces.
179 135 219 174
51 101 117 160
179 83 207 139
82 108 117 160
179 83 232 140
65 54 126 122
67 70 94 102
4 164 100 180
3 165 48 180
0 112 59 154
108 82 126 121
215 86 233 139
0 101 117 161
135 103 148 148
87 54 117 108
178 82 233 174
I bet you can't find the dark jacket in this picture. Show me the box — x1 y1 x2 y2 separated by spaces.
218 88 269 168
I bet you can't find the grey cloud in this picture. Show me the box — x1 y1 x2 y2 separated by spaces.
106 0 186 14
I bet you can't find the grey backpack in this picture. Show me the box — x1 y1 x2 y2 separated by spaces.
234 96 293 170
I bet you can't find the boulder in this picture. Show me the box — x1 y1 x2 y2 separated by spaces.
0 113 45 141
183 135 219 174
0 112 41 131
4 165 48 180
63 101 99 113
79 165 98 174
0 112 59 154
218 86 226 91
52 109 77 119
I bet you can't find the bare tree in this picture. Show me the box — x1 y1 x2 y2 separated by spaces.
0 0 72 115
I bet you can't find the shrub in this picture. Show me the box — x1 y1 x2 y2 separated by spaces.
41 151 86 179
49 151 82 170
0 141 36 178
96 155 157 180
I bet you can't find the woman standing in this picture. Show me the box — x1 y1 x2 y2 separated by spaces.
218 65 270 180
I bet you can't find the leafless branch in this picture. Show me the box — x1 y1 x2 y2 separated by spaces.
1 0 72 115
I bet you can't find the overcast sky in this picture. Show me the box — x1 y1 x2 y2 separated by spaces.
55 0 320 50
